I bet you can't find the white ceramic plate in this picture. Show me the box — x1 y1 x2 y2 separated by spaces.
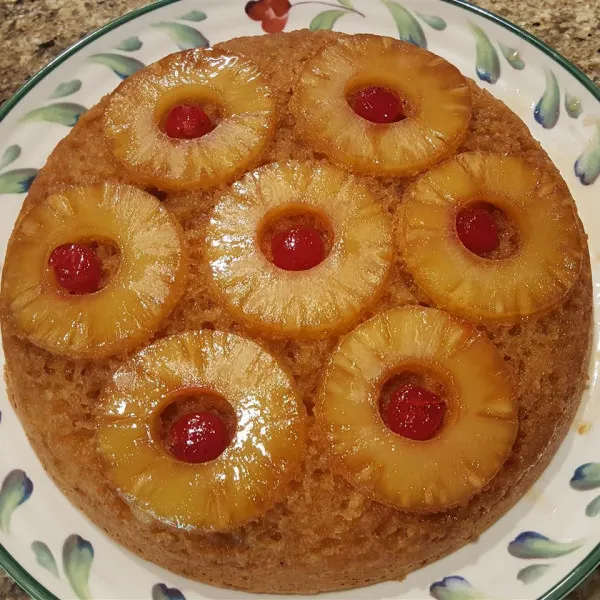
0 1 599 599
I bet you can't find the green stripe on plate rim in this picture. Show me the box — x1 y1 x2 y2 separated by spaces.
0 1 598 600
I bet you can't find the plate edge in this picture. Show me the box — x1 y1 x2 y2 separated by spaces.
0 543 59 600
0 1 598 599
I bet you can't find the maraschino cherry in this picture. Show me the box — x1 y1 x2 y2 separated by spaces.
163 104 212 139
245 0 291 33
456 206 499 255
353 86 403 124
167 411 229 464
49 243 102 295
271 225 325 271
386 383 445 441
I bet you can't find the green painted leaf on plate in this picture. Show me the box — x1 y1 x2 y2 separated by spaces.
508 531 584 559
151 22 209 50
0 470 33 531
20 103 87 127
337 0 354 8
565 92 582 118
517 564 551 585
180 10 207 22
0 145 21 171
498 42 525 69
32 541 59 577
382 1 427 48
309 10 348 31
88 53 145 79
430 576 493 600
416 12 446 30
534 69 560 128
117 36 143 52
468 22 500 83
0 169 38 194
49 80 82 99
63 534 94 600
571 462 600 489
586 494 600 517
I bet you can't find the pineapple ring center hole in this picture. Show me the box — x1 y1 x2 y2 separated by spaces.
47 239 121 295
456 202 520 260
379 368 451 441
345 83 407 124
156 388 237 461
155 87 223 137
258 207 334 270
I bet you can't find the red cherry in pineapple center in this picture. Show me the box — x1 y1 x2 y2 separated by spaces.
352 86 404 124
386 383 445 441
167 411 229 463
163 104 212 139
49 243 102 295
271 225 326 271
456 206 499 255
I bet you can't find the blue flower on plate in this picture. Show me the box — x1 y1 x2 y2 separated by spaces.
0 169 37 194
571 462 600 490
63 534 94 600
382 1 427 48
570 461 600 515
574 126 600 186
534 69 560 129
430 575 492 599
468 22 500 84
88 53 145 79
0 469 33 533
508 531 583 559
20 103 87 127
0 144 38 194
152 583 186 600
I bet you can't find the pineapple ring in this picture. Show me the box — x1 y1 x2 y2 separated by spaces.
97 330 306 531
206 160 393 338
104 48 275 191
317 306 518 512
1 183 186 359
398 152 584 320
291 34 471 176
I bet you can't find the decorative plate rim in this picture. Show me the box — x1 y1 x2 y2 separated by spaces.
0 545 58 600
0 1 599 600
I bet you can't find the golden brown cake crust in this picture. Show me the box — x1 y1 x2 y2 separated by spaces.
1 30 593 593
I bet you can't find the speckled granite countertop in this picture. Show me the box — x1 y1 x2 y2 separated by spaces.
0 0 599 598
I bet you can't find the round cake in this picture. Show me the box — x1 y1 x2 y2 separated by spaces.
0 30 592 594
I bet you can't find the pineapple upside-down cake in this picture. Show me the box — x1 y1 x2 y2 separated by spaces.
0 31 592 593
